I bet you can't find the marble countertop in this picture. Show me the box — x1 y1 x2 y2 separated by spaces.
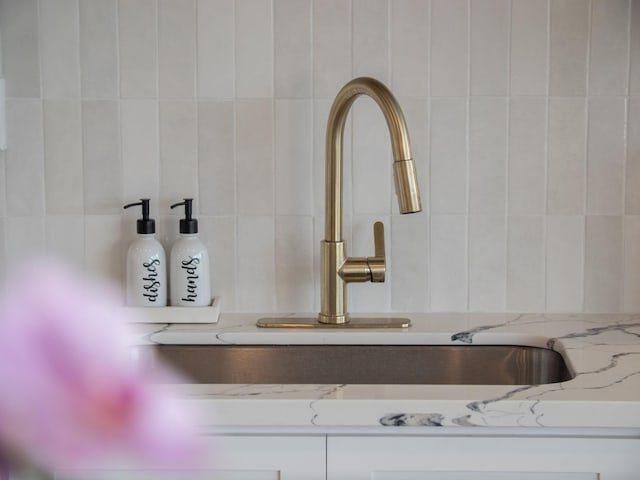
132 313 640 432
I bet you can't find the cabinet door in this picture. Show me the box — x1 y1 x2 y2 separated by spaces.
56 435 325 480
327 435 640 480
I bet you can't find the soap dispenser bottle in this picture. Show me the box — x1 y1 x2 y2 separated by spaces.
169 198 211 306
123 199 167 307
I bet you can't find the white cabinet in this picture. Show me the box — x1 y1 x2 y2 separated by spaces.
327 436 640 480
56 435 325 480
54 432 640 480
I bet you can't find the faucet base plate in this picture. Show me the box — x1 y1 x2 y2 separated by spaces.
256 317 411 329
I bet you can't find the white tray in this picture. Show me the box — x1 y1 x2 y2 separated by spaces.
126 296 221 324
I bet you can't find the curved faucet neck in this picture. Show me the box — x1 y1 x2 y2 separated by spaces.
324 77 418 243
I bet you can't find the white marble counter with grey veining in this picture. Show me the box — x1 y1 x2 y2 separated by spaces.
132 313 640 432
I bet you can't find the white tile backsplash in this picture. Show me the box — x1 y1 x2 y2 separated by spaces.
0 0 638 313
79 0 118 99
43 100 83 214
584 215 623 312
81 100 121 213
275 0 312 99
6 99 45 215
589 0 630 96
119 0 158 99
510 0 548 96
121 100 159 202
547 97 587 215
470 0 509 96
197 0 235 99
39 0 80 99
508 97 546 216
549 0 590 96
546 215 585 312
430 0 468 97
429 214 467 311
507 215 545 312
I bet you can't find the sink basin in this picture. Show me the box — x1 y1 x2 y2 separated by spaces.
142 344 573 386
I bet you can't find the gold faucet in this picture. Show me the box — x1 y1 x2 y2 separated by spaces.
258 77 421 329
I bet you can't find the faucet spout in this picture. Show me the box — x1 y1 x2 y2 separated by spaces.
324 77 422 243
320 77 422 325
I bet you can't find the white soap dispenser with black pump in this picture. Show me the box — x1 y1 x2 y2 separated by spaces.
169 198 211 307
123 199 167 307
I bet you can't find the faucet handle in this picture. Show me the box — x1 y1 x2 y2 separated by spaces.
368 221 386 282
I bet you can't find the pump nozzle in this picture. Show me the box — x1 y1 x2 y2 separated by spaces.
123 199 156 234
170 198 198 234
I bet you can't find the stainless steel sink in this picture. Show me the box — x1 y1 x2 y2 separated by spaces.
142 344 573 386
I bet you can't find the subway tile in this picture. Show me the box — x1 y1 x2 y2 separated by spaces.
46 215 85 268
85 215 123 286
546 215 584 312
349 214 391 313
6 217 45 269
624 215 640 311
510 0 548 96
353 0 389 82
312 0 352 98
198 101 236 215
158 0 196 99
43 100 83 214
431 0 468 96
0 0 40 97
121 100 159 203
197 0 235 99
397 98 429 215
82 101 121 213
507 215 545 312
275 100 313 215
631 0 640 95
39 0 80 99
275 0 312 98
119 0 158 98
391 213 428 312
352 98 391 215
549 0 589 96
470 0 509 96
547 98 586 214
589 0 630 96
200 216 237 311
584 215 623 312
627 98 640 213
275 215 314 313
159 101 198 208
80 0 118 98
587 97 625 215
391 0 429 98
236 0 273 98
6 99 45 216
508 97 546 215
430 98 467 215
469 97 508 214
468 214 506 311
237 216 276 312
236 100 274 215
429 215 467 311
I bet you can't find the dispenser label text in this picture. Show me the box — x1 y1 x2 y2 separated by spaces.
181 256 200 302
142 258 162 302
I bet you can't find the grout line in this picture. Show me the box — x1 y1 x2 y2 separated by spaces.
505 0 512 311
465 0 471 312
543 0 552 312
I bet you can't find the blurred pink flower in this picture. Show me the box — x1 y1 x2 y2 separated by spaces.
0 261 204 473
